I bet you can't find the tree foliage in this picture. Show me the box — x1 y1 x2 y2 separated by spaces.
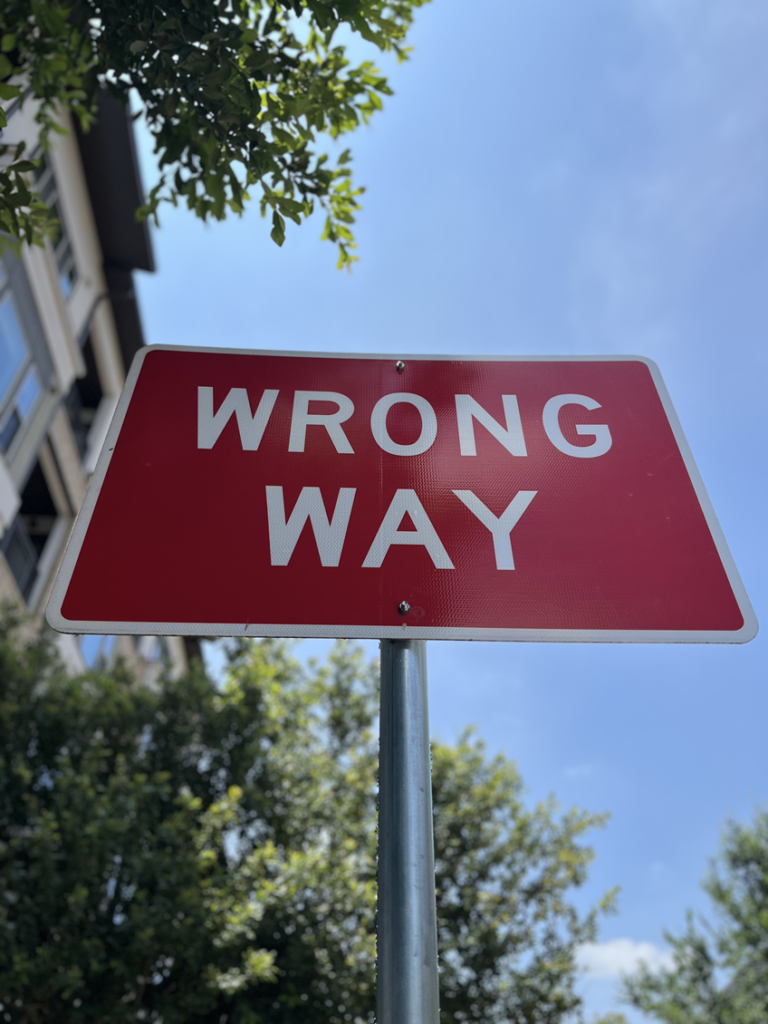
623 811 768 1024
0 611 612 1023
0 0 430 266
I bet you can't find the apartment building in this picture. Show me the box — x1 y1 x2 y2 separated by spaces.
0 91 188 681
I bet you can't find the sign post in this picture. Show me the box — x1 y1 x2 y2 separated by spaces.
47 345 757 1023
378 639 440 1024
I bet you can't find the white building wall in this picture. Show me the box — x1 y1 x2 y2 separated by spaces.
0 100 187 682
0 456 21 534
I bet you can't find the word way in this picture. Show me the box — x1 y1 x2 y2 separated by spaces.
265 486 538 570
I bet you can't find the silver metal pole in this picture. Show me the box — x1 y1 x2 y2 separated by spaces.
377 639 440 1024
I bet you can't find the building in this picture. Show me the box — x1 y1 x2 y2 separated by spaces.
0 91 188 682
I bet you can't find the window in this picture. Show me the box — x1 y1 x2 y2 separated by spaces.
0 516 39 600
0 261 42 455
135 635 173 690
74 635 169 679
80 634 116 669
65 333 104 460
0 268 28 397
1 454 70 605
34 154 77 299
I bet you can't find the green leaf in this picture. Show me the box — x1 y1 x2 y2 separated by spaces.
270 209 285 245
271 126 294 147
0 611 611 1023
276 196 303 215
0 0 434 267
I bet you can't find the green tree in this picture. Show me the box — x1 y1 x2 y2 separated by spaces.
432 734 615 1022
0 0 430 267
0 612 613 1022
624 811 768 1024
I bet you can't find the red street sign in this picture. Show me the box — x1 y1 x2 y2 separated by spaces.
48 347 756 643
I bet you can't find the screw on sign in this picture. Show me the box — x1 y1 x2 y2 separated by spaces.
47 348 757 1024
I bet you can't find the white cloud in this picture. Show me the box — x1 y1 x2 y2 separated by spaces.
577 939 674 979
563 764 595 780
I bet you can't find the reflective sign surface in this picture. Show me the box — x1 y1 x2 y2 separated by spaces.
47 348 756 642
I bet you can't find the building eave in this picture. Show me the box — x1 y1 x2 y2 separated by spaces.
74 90 155 373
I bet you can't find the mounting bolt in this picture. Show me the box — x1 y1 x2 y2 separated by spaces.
395 360 405 373
398 601 411 615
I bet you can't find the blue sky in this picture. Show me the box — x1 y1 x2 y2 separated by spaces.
134 1 768 1018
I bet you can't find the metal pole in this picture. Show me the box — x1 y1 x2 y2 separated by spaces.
377 639 440 1024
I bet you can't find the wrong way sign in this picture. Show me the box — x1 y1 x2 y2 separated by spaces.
47 347 756 642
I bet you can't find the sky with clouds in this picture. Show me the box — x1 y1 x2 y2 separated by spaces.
133 1 768 1019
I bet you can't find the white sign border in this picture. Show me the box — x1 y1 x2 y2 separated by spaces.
47 346 758 644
